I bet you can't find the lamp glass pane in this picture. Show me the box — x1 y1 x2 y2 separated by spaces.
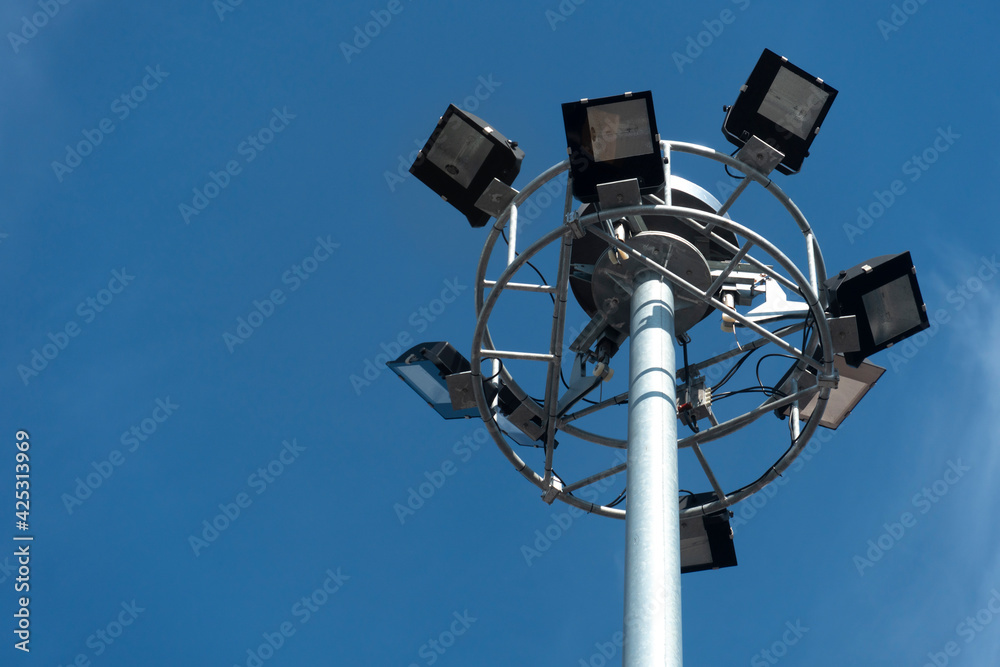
425 114 493 189
799 377 868 423
791 356 884 429
680 534 713 569
395 365 451 405
757 67 829 140
586 99 653 162
799 392 820 419
862 275 923 346
819 375 868 426
496 413 538 447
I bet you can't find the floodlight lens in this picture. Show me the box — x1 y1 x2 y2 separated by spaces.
680 533 713 567
394 365 452 405
424 115 494 190
757 68 830 140
826 374 869 416
799 373 869 427
780 355 884 429
586 99 654 162
862 275 923 346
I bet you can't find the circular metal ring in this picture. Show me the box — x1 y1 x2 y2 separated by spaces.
471 143 835 519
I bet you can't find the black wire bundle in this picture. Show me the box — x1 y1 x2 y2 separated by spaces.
501 227 554 305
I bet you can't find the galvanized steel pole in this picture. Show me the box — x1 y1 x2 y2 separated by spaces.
623 269 682 667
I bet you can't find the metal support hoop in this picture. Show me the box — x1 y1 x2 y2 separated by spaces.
471 144 835 519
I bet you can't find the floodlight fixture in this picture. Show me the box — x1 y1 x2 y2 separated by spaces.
387 341 479 420
410 105 524 228
779 354 886 429
722 48 837 175
825 251 929 367
387 342 546 444
679 493 738 574
562 91 664 203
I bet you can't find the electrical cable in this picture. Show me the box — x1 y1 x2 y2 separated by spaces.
724 147 746 181
800 308 814 352
483 358 505 382
713 386 785 401
560 367 599 405
679 333 692 382
501 228 555 305
678 334 700 433
755 353 798 397
718 307 825 505
711 348 755 392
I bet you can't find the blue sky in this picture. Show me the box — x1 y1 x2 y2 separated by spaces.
2 1 999 665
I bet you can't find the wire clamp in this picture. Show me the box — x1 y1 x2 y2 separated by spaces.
541 476 564 505
565 210 585 238
816 372 839 389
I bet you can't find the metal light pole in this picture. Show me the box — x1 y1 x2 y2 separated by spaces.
624 270 681 666
466 142 838 667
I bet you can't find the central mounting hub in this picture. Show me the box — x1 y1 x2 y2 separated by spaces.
591 231 712 335
568 176 735 338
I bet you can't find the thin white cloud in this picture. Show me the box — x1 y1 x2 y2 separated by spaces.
938 256 1000 664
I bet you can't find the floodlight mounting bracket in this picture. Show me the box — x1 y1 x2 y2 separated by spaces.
475 178 519 218
569 311 612 354
735 136 785 176
827 315 861 353
597 178 643 211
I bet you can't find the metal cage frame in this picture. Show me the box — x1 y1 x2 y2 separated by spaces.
470 141 838 520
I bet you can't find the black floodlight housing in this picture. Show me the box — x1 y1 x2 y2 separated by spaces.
778 354 886 429
722 48 837 175
825 252 929 367
679 493 738 574
387 342 479 420
562 91 664 204
410 105 524 228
